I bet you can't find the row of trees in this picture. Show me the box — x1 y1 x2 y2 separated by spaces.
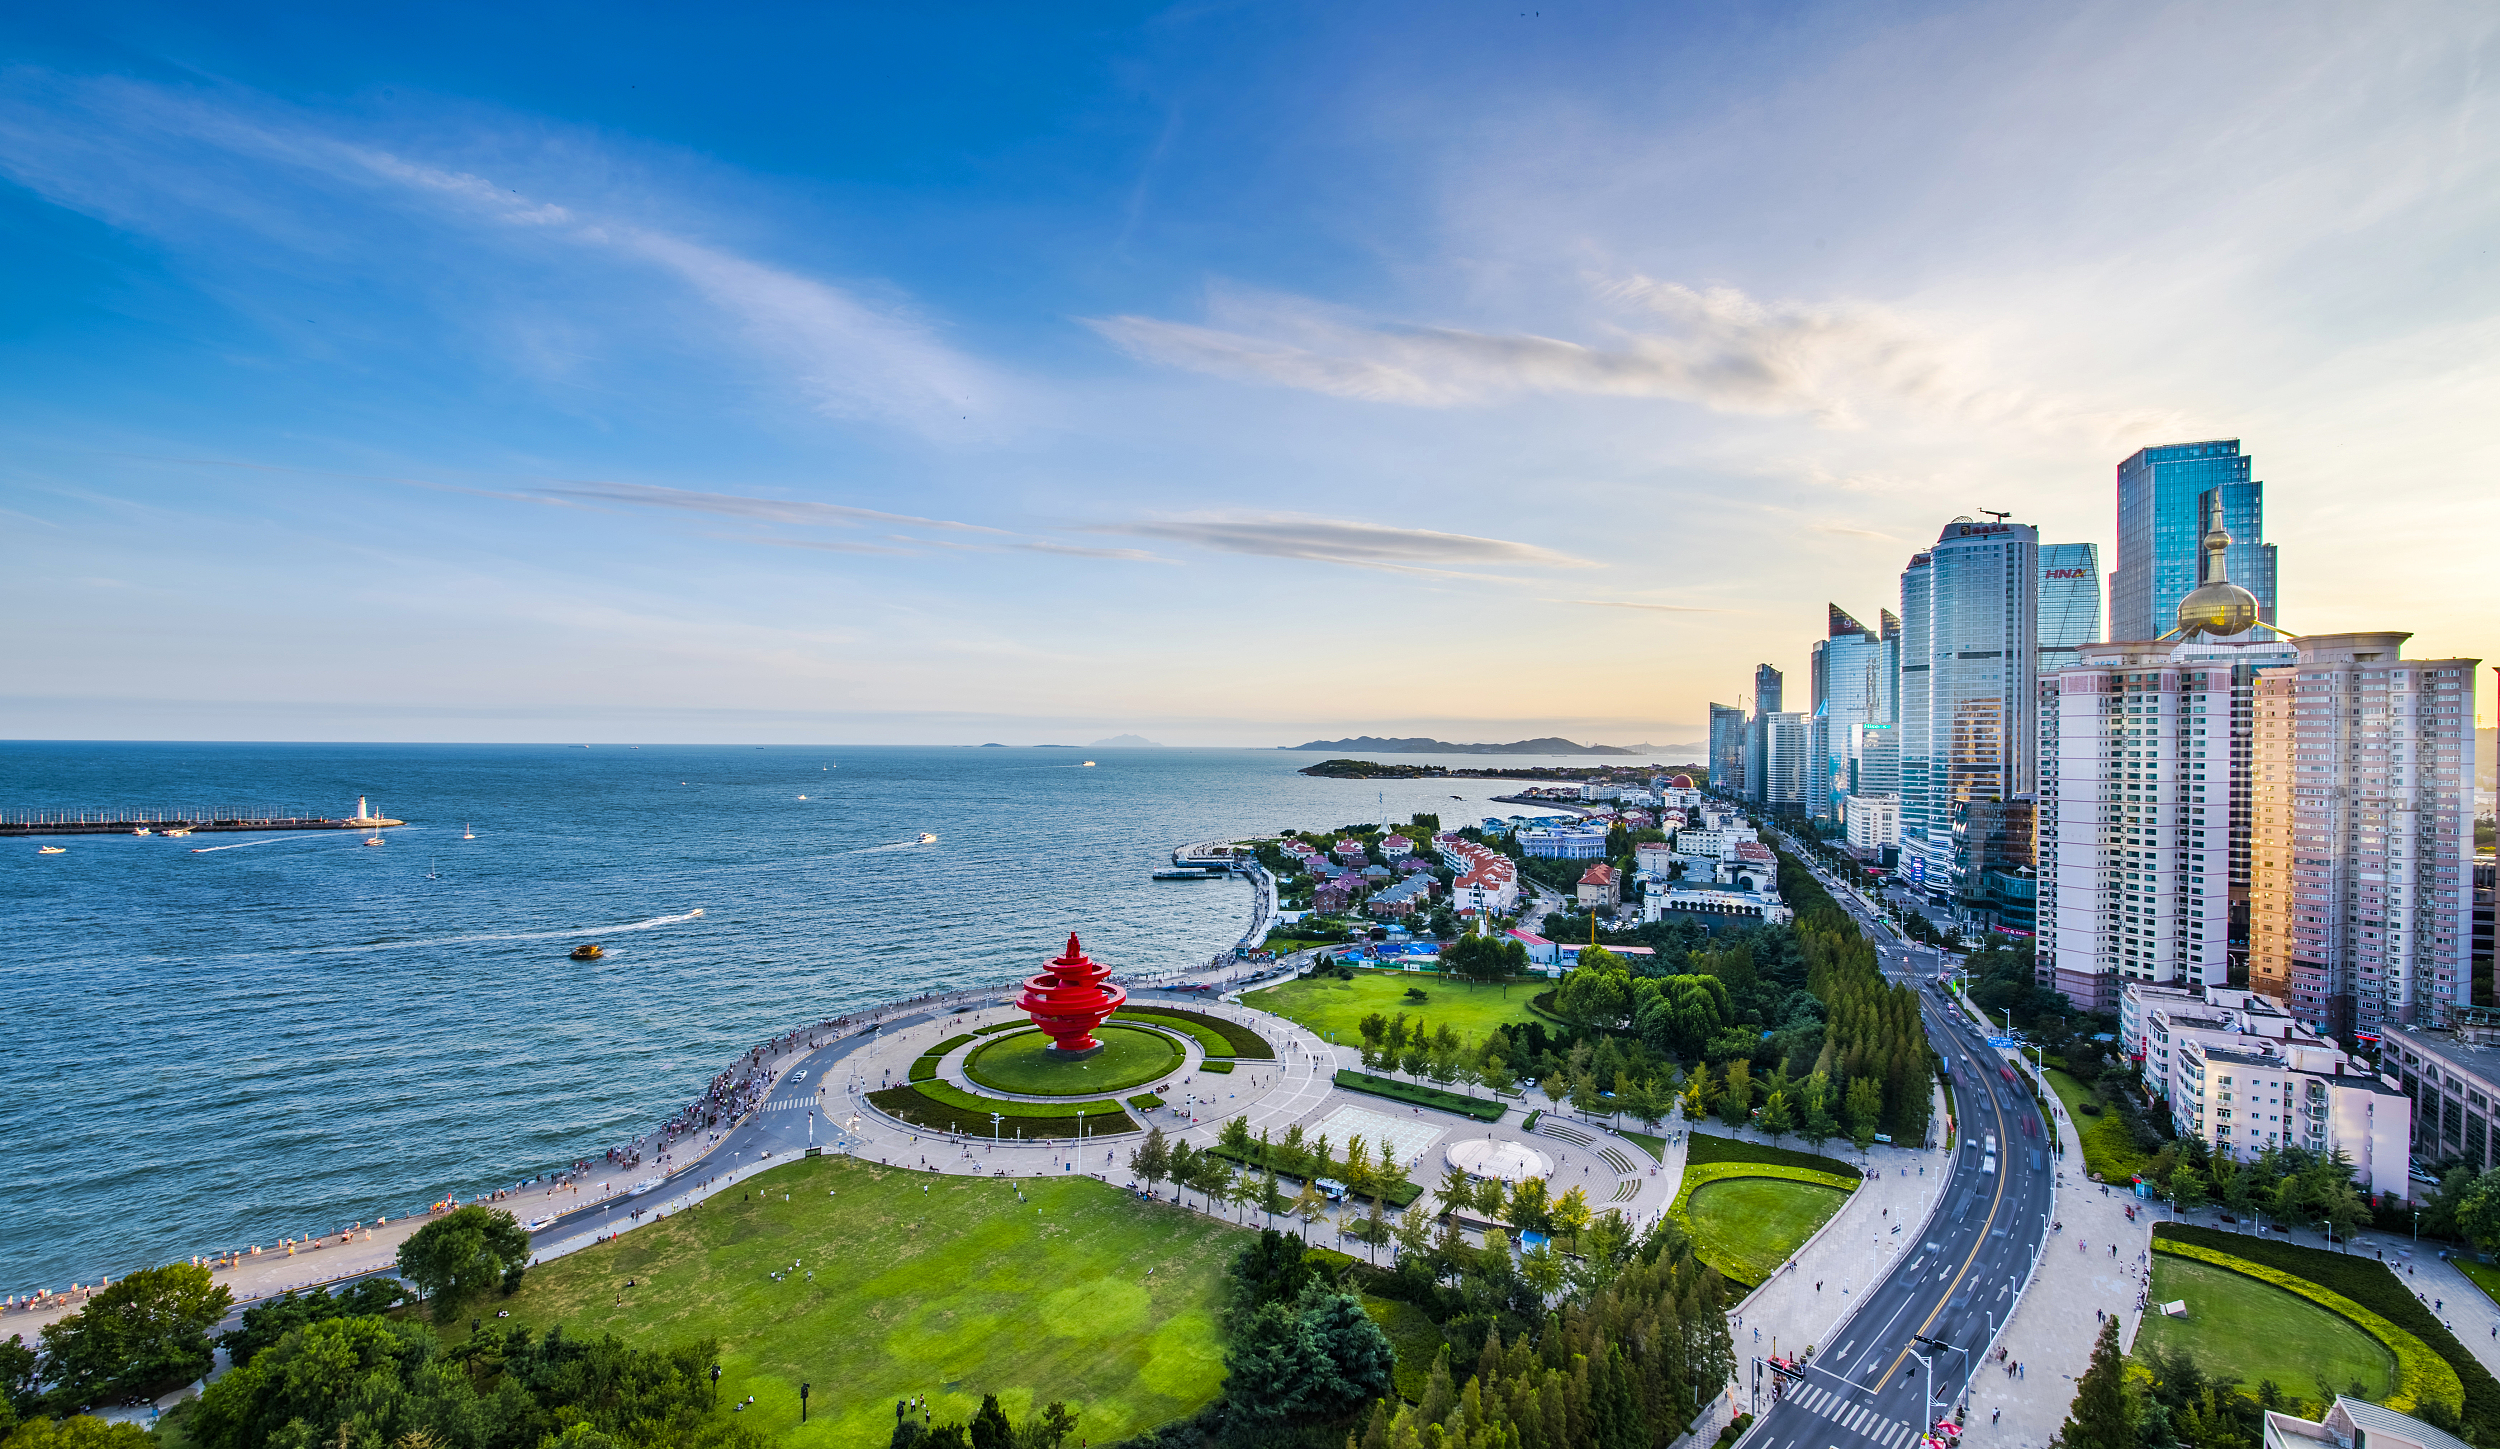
889 1393 1081 1449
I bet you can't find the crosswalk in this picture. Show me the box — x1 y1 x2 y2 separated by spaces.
1776 1381 1921 1449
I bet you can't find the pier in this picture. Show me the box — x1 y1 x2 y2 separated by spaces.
0 798 406 837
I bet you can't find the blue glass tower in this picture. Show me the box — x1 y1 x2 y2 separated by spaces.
2111 441 2277 641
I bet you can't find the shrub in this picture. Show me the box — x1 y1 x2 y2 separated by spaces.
1685 1130 1861 1180
1115 1006 1275 1059
1129 1093 1164 1110
1332 1070 1505 1123
867 1085 1138 1138
1199 1059 1234 1074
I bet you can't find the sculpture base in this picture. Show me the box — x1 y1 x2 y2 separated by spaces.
1042 1042 1106 1062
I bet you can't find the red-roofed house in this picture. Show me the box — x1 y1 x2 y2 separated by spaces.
1578 862 1621 911
1331 839 1369 865
1380 834 1414 859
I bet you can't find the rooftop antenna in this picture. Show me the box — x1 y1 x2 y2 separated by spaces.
1979 509 2011 523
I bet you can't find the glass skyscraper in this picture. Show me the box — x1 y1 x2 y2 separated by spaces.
1899 519 2039 891
1708 702 1747 797
2038 542 2101 669
2112 441 2277 641
1811 604 1888 822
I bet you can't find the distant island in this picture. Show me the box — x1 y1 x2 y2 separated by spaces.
1283 735 1693 756
1089 734 1164 748
1298 757 1708 781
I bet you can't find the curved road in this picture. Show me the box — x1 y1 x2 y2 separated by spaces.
1743 824 2056 1449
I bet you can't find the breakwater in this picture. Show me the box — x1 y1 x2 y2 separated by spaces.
1 809 403 837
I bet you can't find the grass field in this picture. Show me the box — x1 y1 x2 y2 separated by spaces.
966 1026 1181 1096
1681 1177 1846 1287
2135 1255 2394 1400
484 1155 1243 1447
2045 1068 2149 1182
1242 969 1538 1046
2456 1258 2500 1307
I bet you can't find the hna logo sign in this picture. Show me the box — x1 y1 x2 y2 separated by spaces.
2044 568 2093 580
1954 524 2011 537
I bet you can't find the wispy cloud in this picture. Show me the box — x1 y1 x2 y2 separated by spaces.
0 73 1003 436
1091 514 1591 575
1085 280 1977 425
725 535 921 557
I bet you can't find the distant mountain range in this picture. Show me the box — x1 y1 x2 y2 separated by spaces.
1283 736 1699 756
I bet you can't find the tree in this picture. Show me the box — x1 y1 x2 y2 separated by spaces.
1844 1077 1884 1155
394 1206 530 1322
970 1394 1014 1449
2456 1170 2500 1254
1520 1241 1565 1301
1289 1181 1328 1242
36 1263 232 1413
1716 1059 1754 1129
1224 1285 1394 1438
1757 1087 1796 1145
2050 1317 2137 1449
1551 1186 1594 1243
1800 1072 1839 1153
1128 1127 1172 1195
1232 1229 1314 1309
2168 1164 2209 1215
1393 1206 1435 1265
1256 1168 1287 1227
1017 1402 1078 1449
1166 1139 1201 1206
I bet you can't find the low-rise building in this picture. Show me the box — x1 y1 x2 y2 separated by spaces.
1641 879 1794 929
1519 827 1608 859
1578 863 1621 911
1332 838 1370 865
2378 1021 2500 1175
1436 833 1520 915
2265 1395 2469 1449
1380 834 1414 860
1845 794 1901 851
2124 982 2412 1194
1633 841 1679 877
1367 875 1434 918
1674 825 1758 860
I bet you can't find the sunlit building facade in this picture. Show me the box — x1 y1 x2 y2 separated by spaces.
2039 542 2102 670
2112 441 2278 643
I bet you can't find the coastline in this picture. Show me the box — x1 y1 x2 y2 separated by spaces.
2 837 1283 1341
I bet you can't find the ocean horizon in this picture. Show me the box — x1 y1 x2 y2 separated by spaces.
0 740 1665 1292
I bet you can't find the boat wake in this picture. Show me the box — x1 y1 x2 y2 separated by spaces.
300 908 707 954
848 838 932 854
187 838 296 853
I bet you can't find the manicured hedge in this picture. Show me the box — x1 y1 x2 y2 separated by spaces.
1199 1059 1234 1075
1676 1161 1861 1197
1685 1130 1861 1180
1333 1069 1506 1122
1117 1005 1275 1059
867 1084 1137 1139
1521 1110 1543 1134
2155 1223 2495 1434
974 1020 1029 1035
907 1032 979 1082
1128 1093 1164 1110
2152 1236 2458 1415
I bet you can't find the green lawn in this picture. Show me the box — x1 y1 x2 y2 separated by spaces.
2456 1258 2500 1306
2044 1067 2150 1182
1621 1132 1667 1162
486 1155 1244 1447
1681 1177 1846 1288
2135 1255 2394 1400
1242 969 1539 1046
966 1026 1181 1096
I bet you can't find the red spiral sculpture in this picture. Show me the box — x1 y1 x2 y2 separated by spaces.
1017 932 1127 1056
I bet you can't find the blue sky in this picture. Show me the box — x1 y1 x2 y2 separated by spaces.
3 0 2494 744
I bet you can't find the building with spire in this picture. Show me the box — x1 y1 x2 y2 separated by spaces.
2038 499 2296 1009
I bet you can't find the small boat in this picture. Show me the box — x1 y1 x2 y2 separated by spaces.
426 856 440 880
1081 761 1096 767
918 832 938 844
797 794 808 800
165 828 190 838
463 823 475 840
363 835 385 847
132 827 152 837
1153 867 1217 880
38 846 66 855
571 944 605 961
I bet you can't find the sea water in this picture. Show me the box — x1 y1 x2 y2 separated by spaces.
0 741 1623 1290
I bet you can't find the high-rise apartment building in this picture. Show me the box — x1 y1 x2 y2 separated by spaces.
2112 441 2278 642
1899 519 2039 893
1811 604 1890 822
1749 712 1810 811
2039 542 2102 670
2249 635 2481 1038
1708 703 1748 799
2036 509 2294 1010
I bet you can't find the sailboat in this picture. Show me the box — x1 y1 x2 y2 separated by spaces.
426 857 440 880
463 824 475 840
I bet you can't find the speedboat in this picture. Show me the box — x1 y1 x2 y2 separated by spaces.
363 836 385 846
132 828 152 837
571 944 605 961
918 832 938 843
37 846 65 855
164 829 190 838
